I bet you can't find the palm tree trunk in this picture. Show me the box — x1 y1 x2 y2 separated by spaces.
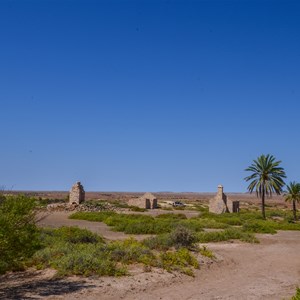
262 185 266 219
293 200 297 221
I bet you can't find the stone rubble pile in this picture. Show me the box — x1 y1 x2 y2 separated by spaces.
45 202 121 212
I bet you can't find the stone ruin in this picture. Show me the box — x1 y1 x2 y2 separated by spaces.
69 181 85 205
209 185 239 214
128 192 158 209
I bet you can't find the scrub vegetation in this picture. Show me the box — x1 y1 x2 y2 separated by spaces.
70 207 300 240
1 186 300 279
31 226 200 277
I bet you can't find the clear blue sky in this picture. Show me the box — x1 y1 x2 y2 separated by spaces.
1 0 299 192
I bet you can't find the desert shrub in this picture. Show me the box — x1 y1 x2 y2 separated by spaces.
32 242 126 276
33 228 201 277
266 209 288 218
291 288 300 300
55 249 125 276
169 225 197 249
192 204 209 212
161 206 173 211
273 222 300 231
156 213 187 220
242 219 300 233
35 197 66 207
158 248 199 276
142 234 173 251
242 220 277 234
129 206 147 212
196 228 258 243
108 238 155 265
200 212 243 226
70 209 300 238
0 195 40 274
199 246 215 259
41 226 104 244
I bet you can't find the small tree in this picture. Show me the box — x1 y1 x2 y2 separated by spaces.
245 154 286 219
284 181 300 221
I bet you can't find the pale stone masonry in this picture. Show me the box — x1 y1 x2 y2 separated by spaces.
128 192 158 209
69 181 85 204
209 185 239 214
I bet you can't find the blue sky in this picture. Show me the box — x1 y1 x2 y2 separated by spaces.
0 0 299 192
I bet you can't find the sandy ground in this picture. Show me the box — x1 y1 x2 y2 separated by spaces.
1 212 299 299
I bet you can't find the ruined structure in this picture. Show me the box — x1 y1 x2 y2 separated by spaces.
69 181 85 205
209 185 239 214
128 192 158 209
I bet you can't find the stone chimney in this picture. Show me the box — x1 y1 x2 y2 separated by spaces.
69 181 85 205
217 185 224 197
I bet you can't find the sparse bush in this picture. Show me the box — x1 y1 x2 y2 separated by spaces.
158 248 199 276
33 242 126 276
108 237 155 265
142 234 173 251
199 246 215 259
47 226 104 244
196 228 258 243
169 225 197 249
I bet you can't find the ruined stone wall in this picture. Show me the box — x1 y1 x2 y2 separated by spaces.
209 185 239 214
69 182 85 204
128 193 158 209
128 198 147 208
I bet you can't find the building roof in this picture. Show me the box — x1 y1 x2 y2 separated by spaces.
140 192 157 200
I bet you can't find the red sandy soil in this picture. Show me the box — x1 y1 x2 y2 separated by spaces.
1 211 299 300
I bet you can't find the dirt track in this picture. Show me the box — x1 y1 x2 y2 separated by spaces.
125 231 300 300
1 212 299 299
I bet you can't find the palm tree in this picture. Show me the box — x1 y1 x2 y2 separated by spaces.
284 181 300 221
245 154 286 219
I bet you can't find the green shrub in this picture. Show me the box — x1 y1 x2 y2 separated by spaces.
199 246 215 259
242 220 277 234
158 248 199 276
32 242 126 276
291 288 300 300
0 195 40 274
156 213 187 220
108 238 155 264
169 225 197 249
46 226 104 244
129 206 147 212
142 234 173 251
196 228 258 243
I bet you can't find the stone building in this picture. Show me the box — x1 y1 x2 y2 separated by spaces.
128 192 158 209
69 181 85 205
209 185 239 214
